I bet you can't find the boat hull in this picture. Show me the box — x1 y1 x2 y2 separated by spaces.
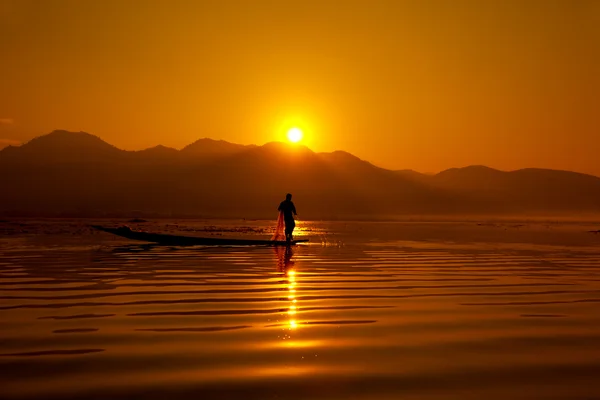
92 226 308 246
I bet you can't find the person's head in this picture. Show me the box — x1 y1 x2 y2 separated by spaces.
286 193 292 201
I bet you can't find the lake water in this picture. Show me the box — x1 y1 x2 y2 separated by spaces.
1 219 600 400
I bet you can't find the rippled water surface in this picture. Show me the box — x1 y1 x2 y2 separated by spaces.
2 220 600 400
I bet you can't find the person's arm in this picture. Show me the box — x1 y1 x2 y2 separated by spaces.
278 202 282 212
292 203 297 215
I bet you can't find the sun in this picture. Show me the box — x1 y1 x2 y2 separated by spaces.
287 127 303 143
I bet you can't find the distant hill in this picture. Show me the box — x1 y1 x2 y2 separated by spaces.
0 130 124 164
181 138 253 161
1 130 600 218
135 145 179 156
431 166 600 213
132 145 180 163
394 169 431 183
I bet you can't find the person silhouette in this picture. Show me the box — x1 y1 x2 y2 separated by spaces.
278 193 297 242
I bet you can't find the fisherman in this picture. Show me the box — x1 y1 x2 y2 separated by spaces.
278 193 297 242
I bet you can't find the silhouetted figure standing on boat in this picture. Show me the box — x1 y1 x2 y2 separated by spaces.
278 193 297 242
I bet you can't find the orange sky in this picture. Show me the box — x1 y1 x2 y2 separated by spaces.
1 0 599 174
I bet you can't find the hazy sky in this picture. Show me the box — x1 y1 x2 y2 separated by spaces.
1 0 599 174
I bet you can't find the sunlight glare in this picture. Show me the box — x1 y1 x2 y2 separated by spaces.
287 127 303 143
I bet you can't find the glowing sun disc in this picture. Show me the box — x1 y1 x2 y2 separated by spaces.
287 127 303 143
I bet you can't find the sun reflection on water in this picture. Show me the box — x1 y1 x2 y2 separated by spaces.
276 246 298 332
287 267 298 327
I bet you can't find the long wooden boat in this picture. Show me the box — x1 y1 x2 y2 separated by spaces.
92 225 308 246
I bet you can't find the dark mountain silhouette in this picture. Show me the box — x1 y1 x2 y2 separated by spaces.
1 130 600 218
136 145 179 156
181 138 253 161
133 145 180 163
0 130 124 164
394 169 431 183
431 166 600 213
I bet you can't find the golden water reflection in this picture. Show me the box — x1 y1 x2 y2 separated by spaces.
288 268 297 328
276 246 298 331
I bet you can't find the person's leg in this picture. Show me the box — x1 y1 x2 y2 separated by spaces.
288 220 296 241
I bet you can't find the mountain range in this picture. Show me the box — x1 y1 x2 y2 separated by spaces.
1 130 600 219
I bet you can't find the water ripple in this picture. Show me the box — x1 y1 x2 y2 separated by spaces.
2 221 600 400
